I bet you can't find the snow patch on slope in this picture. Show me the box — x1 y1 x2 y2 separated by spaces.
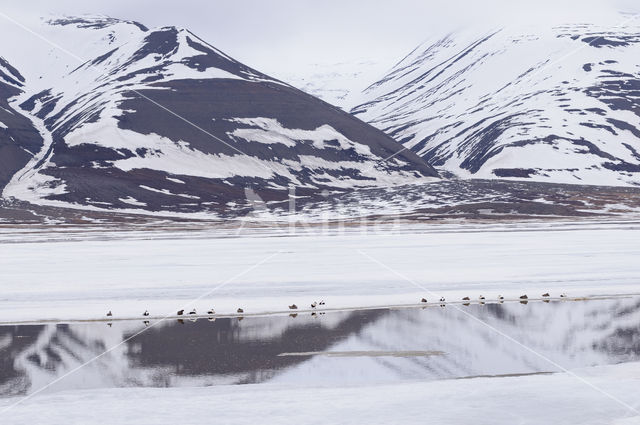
229 117 373 154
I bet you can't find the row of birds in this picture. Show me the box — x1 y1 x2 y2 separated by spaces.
106 300 328 318
105 294 568 318
419 293 568 304
288 301 326 310
107 308 231 318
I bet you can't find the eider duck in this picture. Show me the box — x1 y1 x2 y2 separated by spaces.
319 301 325 306
289 304 298 310
107 311 112 317
143 310 149 317
462 297 470 301
237 308 244 313
542 293 550 297
177 309 184 316
421 298 428 303
311 302 317 308
560 293 567 298
479 295 485 300
207 309 216 315
189 309 197 315
519 295 528 300
439 297 446 302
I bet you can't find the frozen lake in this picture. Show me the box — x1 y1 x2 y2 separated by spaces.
2 296 639 398
2 221 640 323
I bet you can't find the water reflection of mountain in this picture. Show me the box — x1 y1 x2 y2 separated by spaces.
0 311 383 395
593 299 640 359
124 310 386 384
0 325 45 396
272 298 640 385
0 298 639 397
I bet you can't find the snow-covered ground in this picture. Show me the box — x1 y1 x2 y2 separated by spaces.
2 361 639 425
1 221 640 323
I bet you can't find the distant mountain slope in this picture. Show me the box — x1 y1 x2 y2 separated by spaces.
268 60 387 110
0 17 437 216
352 20 640 186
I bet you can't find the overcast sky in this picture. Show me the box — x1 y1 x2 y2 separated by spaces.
1 0 639 74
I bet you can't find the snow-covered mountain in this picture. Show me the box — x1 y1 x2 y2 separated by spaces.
352 18 640 186
0 16 437 216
